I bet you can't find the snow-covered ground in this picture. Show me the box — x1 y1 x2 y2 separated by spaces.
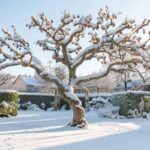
0 110 150 150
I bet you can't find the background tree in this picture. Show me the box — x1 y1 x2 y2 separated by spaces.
0 73 15 87
47 61 68 83
52 64 68 110
53 64 68 82
114 65 136 91
115 64 150 91
129 64 150 84
80 73 115 93
0 7 150 127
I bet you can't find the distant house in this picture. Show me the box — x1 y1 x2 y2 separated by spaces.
11 75 56 93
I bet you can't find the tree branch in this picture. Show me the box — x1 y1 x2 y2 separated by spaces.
72 58 143 85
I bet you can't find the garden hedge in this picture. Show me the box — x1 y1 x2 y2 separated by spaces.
19 93 54 110
110 91 150 117
19 93 89 110
0 90 18 116
18 91 150 117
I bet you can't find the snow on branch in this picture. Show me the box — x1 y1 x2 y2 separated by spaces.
0 26 65 88
26 7 150 75
0 25 32 67
72 58 143 85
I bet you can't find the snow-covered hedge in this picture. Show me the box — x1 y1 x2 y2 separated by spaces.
111 91 150 117
92 91 150 118
19 92 86 110
19 91 150 117
0 90 18 117
19 93 54 110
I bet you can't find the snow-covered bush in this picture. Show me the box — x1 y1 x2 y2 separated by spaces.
40 102 46 109
92 91 150 118
98 106 119 119
91 96 111 109
0 90 18 117
92 96 119 119
19 93 54 110
20 101 42 111
27 104 41 111
111 92 150 117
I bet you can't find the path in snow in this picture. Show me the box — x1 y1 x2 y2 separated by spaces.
0 110 150 150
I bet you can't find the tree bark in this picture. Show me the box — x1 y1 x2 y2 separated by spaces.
53 89 60 110
71 104 88 127
124 72 128 91
65 69 88 127
61 88 88 128
69 68 76 82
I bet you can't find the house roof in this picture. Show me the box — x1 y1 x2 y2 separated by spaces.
14 75 44 86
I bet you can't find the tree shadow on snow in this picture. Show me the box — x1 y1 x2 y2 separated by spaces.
36 126 150 150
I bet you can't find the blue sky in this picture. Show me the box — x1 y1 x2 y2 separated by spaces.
0 0 150 76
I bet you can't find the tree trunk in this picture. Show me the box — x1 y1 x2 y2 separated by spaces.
124 72 127 91
71 104 88 127
61 88 88 128
69 68 76 82
53 89 60 110
125 82 127 91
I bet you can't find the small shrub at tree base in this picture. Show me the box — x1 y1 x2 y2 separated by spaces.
0 90 18 117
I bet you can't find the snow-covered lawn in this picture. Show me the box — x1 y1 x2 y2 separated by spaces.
0 110 150 150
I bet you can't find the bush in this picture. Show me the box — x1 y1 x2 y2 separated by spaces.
91 91 150 117
0 90 18 116
111 91 150 117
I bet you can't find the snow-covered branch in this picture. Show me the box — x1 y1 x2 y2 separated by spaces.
72 58 143 85
0 62 19 70
26 7 150 78
0 26 65 88
0 25 32 67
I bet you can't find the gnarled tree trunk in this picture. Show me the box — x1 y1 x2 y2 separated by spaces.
61 87 88 128
71 103 87 127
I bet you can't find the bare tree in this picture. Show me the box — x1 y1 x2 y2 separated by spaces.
80 73 116 93
115 64 150 91
115 65 136 91
0 7 150 127
129 64 150 84
0 73 15 87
